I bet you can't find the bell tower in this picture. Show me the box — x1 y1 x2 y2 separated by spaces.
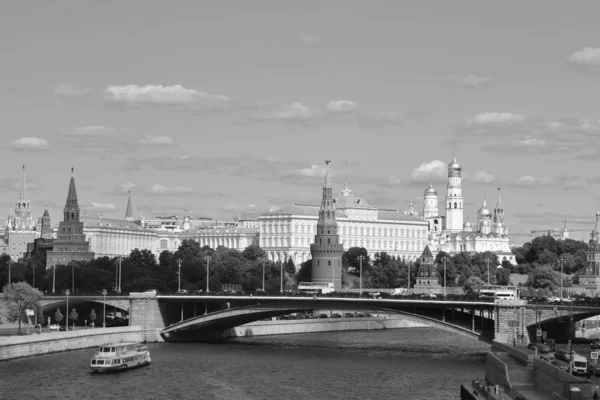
445 153 464 232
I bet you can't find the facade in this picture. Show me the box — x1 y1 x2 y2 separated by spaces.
576 212 600 291
413 245 441 294
26 208 55 263
309 161 344 291
425 155 516 265
46 169 95 268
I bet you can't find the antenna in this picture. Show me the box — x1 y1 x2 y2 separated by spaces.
345 159 348 185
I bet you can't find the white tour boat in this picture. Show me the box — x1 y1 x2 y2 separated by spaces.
90 342 151 373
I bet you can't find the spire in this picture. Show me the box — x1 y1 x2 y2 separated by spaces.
43 206 49 217
483 192 487 207
496 188 502 208
65 169 79 209
345 159 348 188
324 160 331 188
125 191 134 221
20 165 27 202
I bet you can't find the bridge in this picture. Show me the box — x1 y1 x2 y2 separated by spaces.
7 293 600 343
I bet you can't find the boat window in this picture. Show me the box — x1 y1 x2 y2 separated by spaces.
92 360 96 365
97 360 104 365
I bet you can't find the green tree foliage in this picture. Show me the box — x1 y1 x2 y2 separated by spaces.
2 282 43 334
342 247 370 272
69 308 78 328
296 260 312 284
241 244 266 261
89 309 97 325
54 308 64 324
496 268 511 285
463 276 485 295
510 236 590 275
285 257 296 274
526 265 561 290
436 259 457 287
158 250 174 267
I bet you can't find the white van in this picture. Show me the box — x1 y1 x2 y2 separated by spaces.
572 354 588 376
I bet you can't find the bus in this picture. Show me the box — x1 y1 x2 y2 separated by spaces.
479 285 518 300
298 282 334 295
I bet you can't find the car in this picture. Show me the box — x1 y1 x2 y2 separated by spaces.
106 312 116 320
177 289 188 295
556 349 576 362
563 297 575 303
49 324 60 330
145 289 157 294
344 313 354 318
547 296 560 303
421 293 437 299
590 340 600 349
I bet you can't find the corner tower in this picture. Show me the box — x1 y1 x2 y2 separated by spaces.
310 160 344 291
445 153 464 232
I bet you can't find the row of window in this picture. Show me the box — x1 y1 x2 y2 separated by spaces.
261 236 426 251
261 224 427 238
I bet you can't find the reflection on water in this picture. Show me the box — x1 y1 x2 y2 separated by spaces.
0 327 489 400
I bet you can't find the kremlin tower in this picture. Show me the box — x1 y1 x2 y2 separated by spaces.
445 153 464 232
310 160 344 291
5 166 38 261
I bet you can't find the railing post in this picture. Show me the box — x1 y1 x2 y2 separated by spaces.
472 309 475 332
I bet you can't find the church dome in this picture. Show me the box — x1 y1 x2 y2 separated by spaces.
480 219 491 227
494 221 504 230
477 201 492 218
464 220 472 229
448 154 461 171
424 183 437 196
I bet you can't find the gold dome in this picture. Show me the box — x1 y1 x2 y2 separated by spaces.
424 182 437 196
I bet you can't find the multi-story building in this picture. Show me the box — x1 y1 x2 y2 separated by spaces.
260 182 429 265
46 169 95 268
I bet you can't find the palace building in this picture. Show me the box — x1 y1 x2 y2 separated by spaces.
424 154 516 265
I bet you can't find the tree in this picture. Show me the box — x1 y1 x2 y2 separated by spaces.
69 308 78 330
2 282 43 334
342 247 370 272
285 257 295 274
241 244 265 261
295 260 312 284
463 276 485 295
496 268 511 285
158 250 174 267
436 260 457 287
129 249 157 267
89 309 97 327
54 308 64 325
526 265 561 290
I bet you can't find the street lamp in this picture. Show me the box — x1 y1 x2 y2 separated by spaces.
484 258 491 284
102 289 107 328
118 257 122 293
358 255 364 295
71 263 75 294
443 256 449 299
8 259 11 284
407 262 411 290
177 259 182 293
280 260 283 293
559 257 565 302
65 289 70 331
206 255 211 293
52 263 56 293
262 257 266 292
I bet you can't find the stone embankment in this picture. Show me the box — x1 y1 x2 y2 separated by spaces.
222 315 429 338
0 326 143 361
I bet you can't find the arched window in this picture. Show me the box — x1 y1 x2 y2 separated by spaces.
454 202 457 209
328 238 331 244
328 260 331 266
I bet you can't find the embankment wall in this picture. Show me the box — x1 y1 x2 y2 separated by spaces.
0 326 143 361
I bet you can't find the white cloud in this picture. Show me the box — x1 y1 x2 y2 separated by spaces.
568 48 600 68
467 112 525 125
11 137 49 151
149 184 192 195
326 100 360 113
411 160 447 183
141 135 174 145
67 126 115 136
89 202 116 210
471 171 496 184
511 176 551 187
299 34 320 44
517 136 546 148
53 83 89 97
262 102 313 121
296 164 328 177
448 74 494 88
104 84 232 106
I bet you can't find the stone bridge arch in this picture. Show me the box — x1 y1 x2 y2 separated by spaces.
39 297 131 317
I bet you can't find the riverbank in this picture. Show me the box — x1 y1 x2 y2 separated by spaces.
222 314 429 338
0 326 143 361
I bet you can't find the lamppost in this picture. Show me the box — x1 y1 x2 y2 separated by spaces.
71 263 75 294
358 255 364 295
206 255 211 293
262 257 266 292
118 256 122 293
7 259 11 284
484 258 491 284
52 263 56 293
102 289 107 328
280 260 283 293
558 257 565 302
65 289 70 331
407 262 411 290
178 259 182 293
443 256 449 299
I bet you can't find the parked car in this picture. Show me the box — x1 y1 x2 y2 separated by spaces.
344 313 354 318
556 349 576 362
177 289 188 295
145 289 157 294
590 340 600 349
547 296 560 303
49 324 60 330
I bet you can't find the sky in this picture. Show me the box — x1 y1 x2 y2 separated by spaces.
2 0 600 245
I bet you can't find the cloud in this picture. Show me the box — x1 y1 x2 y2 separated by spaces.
410 160 447 184
88 202 117 211
148 184 193 195
504 175 581 190
299 34 320 44
446 74 495 89
140 135 174 145
65 126 115 136
326 100 360 113
471 171 496 184
568 48 600 71
467 112 525 125
104 84 232 109
11 137 49 151
53 83 89 97
109 182 137 196
259 102 313 121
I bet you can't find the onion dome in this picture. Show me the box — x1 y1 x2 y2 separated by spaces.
464 220 473 229
424 182 437 196
480 219 491 227
448 153 461 171
494 221 504 230
477 199 492 218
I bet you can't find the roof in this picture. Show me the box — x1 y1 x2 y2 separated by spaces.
82 217 147 231
421 245 433 258
377 210 426 223
239 211 260 220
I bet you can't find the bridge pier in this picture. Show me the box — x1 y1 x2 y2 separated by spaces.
129 293 166 343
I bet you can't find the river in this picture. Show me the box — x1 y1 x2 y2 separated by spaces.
0 327 489 400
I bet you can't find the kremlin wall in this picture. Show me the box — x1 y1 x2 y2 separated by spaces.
0 155 517 269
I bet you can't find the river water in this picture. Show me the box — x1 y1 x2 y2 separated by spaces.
0 327 489 400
